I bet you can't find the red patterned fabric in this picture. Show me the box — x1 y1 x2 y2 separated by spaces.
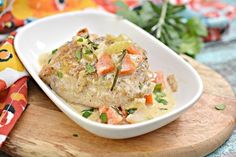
0 77 28 146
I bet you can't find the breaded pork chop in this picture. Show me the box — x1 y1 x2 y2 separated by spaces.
39 28 155 108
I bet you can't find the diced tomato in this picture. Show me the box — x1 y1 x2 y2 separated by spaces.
96 53 115 75
119 54 136 76
145 94 153 105
98 106 123 124
106 107 123 124
127 45 142 55
99 105 108 113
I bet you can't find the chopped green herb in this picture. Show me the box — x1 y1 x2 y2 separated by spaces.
85 64 96 74
158 92 166 97
100 113 108 123
76 50 82 61
155 97 168 105
83 48 93 54
81 108 94 118
82 108 94 112
52 49 58 55
215 104 226 110
138 82 143 90
57 71 63 78
48 58 52 64
77 38 83 42
82 111 92 118
88 39 99 50
153 83 162 93
126 108 137 115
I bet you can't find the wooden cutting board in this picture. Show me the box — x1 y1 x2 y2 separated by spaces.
2 55 236 157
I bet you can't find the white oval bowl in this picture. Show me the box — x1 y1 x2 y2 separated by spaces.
14 10 203 139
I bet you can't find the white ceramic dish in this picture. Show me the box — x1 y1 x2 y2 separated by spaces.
14 10 203 139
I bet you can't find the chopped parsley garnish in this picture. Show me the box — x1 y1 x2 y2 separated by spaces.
88 39 98 50
215 104 226 110
84 48 92 54
52 49 58 55
92 43 99 50
153 83 162 93
77 38 83 42
81 108 94 118
82 111 92 118
76 50 82 61
100 113 108 123
155 97 168 105
154 92 168 105
126 108 137 115
48 58 52 64
85 64 96 74
138 82 143 90
57 71 63 78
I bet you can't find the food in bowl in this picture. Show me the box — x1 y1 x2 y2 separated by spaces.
39 28 177 125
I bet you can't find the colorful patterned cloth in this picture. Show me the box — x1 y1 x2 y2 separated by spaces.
0 0 235 148
0 32 28 146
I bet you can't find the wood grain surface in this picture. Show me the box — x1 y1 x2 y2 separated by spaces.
2 55 236 157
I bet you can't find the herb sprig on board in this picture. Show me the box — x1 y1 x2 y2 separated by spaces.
115 0 207 57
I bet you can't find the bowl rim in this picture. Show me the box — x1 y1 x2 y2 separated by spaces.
14 10 203 130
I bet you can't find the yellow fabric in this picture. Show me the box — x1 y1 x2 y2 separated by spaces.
0 39 25 72
12 0 98 19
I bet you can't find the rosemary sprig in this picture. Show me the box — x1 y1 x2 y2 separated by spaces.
110 50 127 91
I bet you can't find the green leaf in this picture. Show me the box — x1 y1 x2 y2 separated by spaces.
139 1 157 24
115 1 206 58
115 0 129 10
85 64 96 74
179 35 203 56
126 108 137 115
215 104 226 110
76 50 82 61
149 1 161 15
166 4 185 15
57 71 63 78
116 10 143 26
187 17 207 37
100 113 108 123
52 49 58 55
